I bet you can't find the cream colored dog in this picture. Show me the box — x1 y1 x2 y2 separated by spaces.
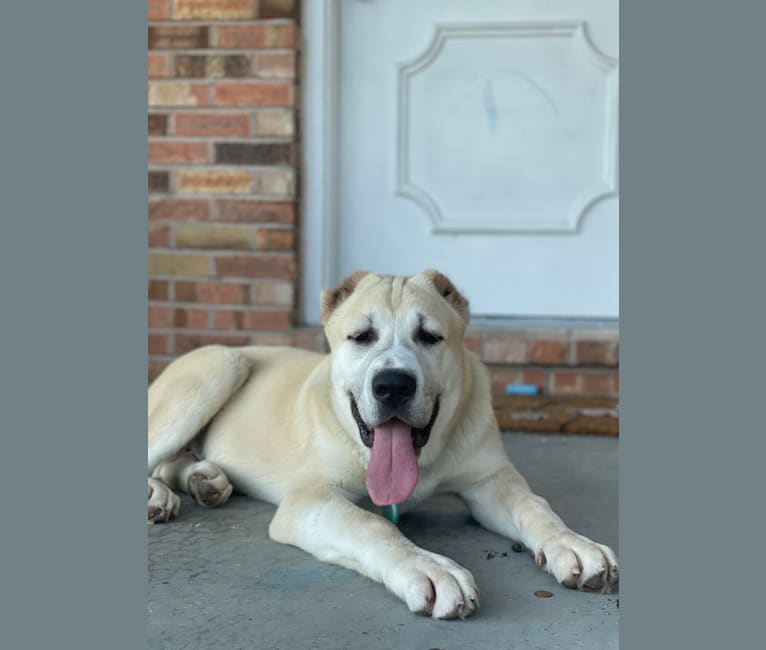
148 270 618 619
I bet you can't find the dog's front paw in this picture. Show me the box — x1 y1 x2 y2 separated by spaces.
148 477 180 524
535 531 619 593
389 550 479 619
187 462 233 508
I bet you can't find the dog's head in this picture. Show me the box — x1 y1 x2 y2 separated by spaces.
321 270 471 506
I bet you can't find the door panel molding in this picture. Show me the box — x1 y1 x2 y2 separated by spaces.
396 22 618 234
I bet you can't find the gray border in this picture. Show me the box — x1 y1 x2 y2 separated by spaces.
621 1 766 648
1 0 765 647
0 2 146 648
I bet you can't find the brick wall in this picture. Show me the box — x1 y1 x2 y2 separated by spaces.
465 328 619 401
148 0 301 381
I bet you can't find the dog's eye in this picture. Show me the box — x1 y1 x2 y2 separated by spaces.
348 329 377 345
415 328 443 346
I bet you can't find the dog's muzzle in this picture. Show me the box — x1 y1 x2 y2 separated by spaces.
349 395 440 453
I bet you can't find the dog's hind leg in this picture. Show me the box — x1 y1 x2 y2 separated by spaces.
148 345 252 473
152 452 233 509
148 345 251 522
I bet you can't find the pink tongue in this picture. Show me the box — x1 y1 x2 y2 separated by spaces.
365 420 419 506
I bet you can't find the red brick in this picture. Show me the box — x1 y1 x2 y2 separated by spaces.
173 0 254 20
174 112 251 136
148 113 168 136
255 228 294 251
213 310 239 330
149 82 209 107
215 143 294 166
551 371 582 395
258 0 297 19
175 224 252 249
149 25 209 49
215 254 295 279
175 54 252 79
175 281 251 304
214 24 295 49
213 83 292 107
149 198 209 221
177 169 253 194
487 367 523 397
148 141 209 164
148 0 171 21
575 340 618 366
148 252 210 276
174 55 207 78
483 333 527 364
175 333 250 354
256 52 296 79
148 223 170 248
148 53 170 78
521 370 548 392
244 309 291 330
220 55 251 78
581 373 619 397
149 333 170 355
148 280 169 301
149 306 209 329
214 200 295 223
214 309 291 331
176 308 209 329
148 306 174 328
173 281 195 302
529 340 569 365
148 171 169 193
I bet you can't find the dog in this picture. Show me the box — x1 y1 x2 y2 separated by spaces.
148 269 618 619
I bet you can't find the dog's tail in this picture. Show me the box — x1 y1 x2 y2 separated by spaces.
148 345 252 474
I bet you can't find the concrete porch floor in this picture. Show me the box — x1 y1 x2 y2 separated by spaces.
148 433 619 650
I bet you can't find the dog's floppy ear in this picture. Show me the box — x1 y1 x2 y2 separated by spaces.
422 269 470 324
320 271 370 324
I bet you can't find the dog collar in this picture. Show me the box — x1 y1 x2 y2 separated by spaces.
381 503 399 525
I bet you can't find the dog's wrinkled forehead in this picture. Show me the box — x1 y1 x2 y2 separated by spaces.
320 270 469 347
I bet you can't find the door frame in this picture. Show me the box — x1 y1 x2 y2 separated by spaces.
300 0 341 325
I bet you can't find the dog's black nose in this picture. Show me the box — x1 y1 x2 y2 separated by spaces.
372 370 417 410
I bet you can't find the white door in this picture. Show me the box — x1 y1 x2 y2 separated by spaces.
302 0 618 322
